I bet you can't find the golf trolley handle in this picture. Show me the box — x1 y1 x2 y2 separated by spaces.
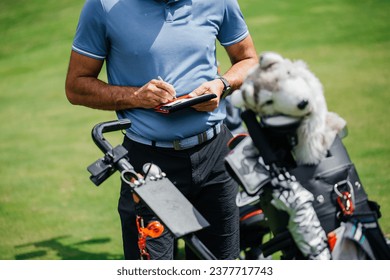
91 119 131 153
88 119 134 186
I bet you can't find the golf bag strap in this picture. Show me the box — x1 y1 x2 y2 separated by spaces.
342 222 375 260
350 212 390 260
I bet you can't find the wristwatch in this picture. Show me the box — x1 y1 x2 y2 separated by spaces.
217 76 232 99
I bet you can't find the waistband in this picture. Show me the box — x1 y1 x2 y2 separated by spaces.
125 122 223 150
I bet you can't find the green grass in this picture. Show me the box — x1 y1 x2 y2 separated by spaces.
0 0 389 260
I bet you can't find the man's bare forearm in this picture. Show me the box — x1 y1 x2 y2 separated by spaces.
222 35 258 90
65 51 139 110
66 76 139 111
223 57 258 91
65 51 176 110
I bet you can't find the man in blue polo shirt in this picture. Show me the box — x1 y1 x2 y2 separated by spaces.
66 0 257 259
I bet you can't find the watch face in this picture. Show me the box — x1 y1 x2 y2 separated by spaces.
218 77 232 98
222 85 232 98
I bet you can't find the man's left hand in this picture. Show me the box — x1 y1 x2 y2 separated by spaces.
188 79 224 112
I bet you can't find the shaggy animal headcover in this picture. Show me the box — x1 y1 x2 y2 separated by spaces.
231 52 346 165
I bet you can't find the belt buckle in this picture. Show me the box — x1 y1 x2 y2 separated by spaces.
173 140 183 150
173 125 218 150
197 131 208 144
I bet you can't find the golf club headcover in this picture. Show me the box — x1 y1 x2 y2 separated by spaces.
225 136 271 196
270 176 331 260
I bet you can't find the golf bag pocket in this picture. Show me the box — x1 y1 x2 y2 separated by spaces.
293 163 370 234
289 143 390 259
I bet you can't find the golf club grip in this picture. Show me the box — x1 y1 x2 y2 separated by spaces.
241 110 278 165
91 119 132 153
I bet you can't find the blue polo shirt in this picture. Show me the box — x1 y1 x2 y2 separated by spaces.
72 0 249 141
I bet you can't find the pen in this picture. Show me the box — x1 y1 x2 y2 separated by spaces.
158 76 176 99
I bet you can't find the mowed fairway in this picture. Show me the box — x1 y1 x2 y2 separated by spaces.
0 0 389 259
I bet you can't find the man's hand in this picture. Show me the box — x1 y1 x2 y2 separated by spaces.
186 35 258 113
134 79 176 108
188 79 223 112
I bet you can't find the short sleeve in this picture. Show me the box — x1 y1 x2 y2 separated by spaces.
217 0 249 46
72 0 108 60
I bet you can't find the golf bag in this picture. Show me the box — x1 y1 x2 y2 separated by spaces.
226 110 390 259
